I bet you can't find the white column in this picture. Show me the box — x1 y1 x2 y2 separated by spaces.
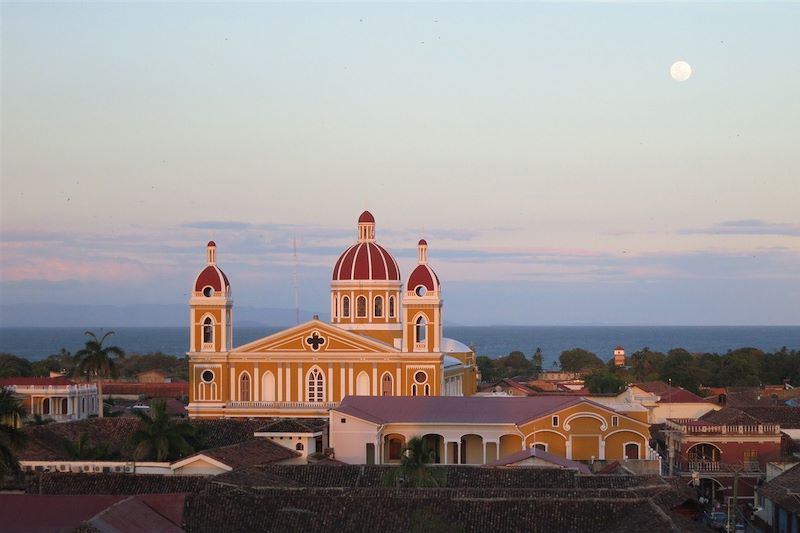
348 364 354 394
298 364 304 402
278 363 283 401
327 364 333 402
372 363 378 396
254 364 260 401
599 439 606 460
230 368 235 401
396 365 401 396
285 365 291 401
340 366 346 400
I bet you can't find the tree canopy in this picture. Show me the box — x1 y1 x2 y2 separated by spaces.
130 399 196 461
0 387 27 476
559 348 605 372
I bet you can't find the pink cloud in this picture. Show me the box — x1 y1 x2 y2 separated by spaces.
3 258 154 282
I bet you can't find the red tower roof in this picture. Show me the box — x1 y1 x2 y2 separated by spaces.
332 242 400 281
358 210 375 223
408 263 440 292
418 238 427 246
194 265 230 292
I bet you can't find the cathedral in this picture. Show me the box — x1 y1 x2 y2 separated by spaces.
187 211 478 419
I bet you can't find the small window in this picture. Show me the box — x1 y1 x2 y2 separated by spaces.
340 418 346 424
414 371 427 384
374 296 383 317
389 296 395 318
533 443 547 451
356 296 367 317
202 286 214 297
342 296 350 318
203 317 214 343
424 384 430 396
411 384 418 396
415 285 427 297
201 370 215 383
612 416 619 427
296 442 304 451
415 316 427 343
551 416 559 427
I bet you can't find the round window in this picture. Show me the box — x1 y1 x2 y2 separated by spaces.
201 370 215 383
414 371 427 384
202 286 214 297
415 285 427 297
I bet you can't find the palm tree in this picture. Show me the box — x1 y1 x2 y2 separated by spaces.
0 387 27 476
74 331 124 418
63 432 111 460
400 436 440 487
130 399 196 461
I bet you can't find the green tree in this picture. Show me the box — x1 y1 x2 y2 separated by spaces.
399 436 440 487
476 355 495 383
628 347 665 382
31 349 74 377
585 370 626 394
0 387 27 476
559 348 604 372
63 433 112 460
660 348 709 394
719 348 763 386
496 350 535 378
130 399 196 461
74 331 125 418
532 347 544 375
0 354 32 379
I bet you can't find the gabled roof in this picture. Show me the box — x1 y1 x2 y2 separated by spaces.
699 407 761 426
173 438 299 471
486 447 592 473
759 462 800 514
632 381 706 403
335 395 585 426
488 378 538 396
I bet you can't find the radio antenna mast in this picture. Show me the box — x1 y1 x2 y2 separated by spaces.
293 233 300 325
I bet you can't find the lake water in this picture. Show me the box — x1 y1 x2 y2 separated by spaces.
1 326 798 370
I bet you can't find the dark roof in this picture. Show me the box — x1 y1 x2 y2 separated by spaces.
191 438 299 469
759 462 800 514
633 381 706 403
88 494 185 533
0 494 124 533
27 473 210 495
19 417 272 461
738 406 800 429
699 407 762 426
334 395 584 425
256 418 327 434
486 447 592 473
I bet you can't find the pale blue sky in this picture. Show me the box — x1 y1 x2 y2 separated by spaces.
2 2 798 325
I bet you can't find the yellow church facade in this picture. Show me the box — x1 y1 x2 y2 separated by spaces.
187 211 478 419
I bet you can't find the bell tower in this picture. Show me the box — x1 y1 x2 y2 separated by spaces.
189 241 233 353
403 239 443 352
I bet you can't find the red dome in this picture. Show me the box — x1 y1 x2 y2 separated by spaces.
332 242 400 281
408 264 440 292
358 210 375 223
207 240 216 247
194 265 230 293
418 239 427 246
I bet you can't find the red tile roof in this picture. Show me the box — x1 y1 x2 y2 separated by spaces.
332 242 400 281
89 494 185 532
486 447 592 473
0 494 125 532
0 377 75 386
633 381 706 403
334 395 584 425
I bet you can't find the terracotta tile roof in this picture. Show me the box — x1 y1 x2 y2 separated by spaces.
88 493 185 532
699 407 762 426
0 494 125 533
0 377 75 386
738 406 800 429
486 447 592 473
633 381 706 403
256 418 327 434
193 438 299 469
27 472 210 495
759 462 800 514
334 395 584 425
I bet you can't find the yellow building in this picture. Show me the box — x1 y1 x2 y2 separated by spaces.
330 395 656 465
187 211 478 419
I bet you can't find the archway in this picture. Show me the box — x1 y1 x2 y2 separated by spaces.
499 434 524 460
422 434 444 464
383 433 406 462
461 434 484 464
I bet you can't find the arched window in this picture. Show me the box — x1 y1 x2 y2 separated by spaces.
356 296 367 317
411 384 418 396
203 317 214 344
307 367 325 402
533 443 547 451
415 316 427 343
374 296 383 317
239 373 251 401
388 296 395 318
42 398 50 415
261 371 276 402
424 384 430 396
296 442 304 451
389 437 403 460
342 296 350 318
381 373 393 396
356 371 370 396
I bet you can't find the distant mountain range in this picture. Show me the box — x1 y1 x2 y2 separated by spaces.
0 303 328 328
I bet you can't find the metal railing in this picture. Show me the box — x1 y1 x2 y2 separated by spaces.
226 400 339 409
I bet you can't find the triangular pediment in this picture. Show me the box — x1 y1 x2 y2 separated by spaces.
232 319 398 354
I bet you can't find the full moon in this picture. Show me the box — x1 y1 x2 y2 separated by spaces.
670 60 692 82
